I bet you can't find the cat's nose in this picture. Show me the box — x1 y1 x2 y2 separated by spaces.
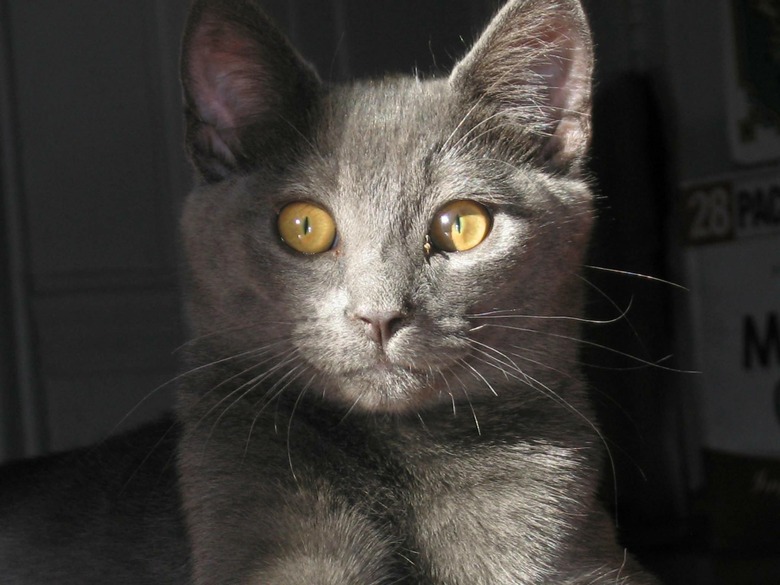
355 310 406 348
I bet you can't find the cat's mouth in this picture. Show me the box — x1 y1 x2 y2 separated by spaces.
328 356 456 413
299 319 473 412
348 357 432 381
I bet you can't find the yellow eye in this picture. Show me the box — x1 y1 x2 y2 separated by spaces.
278 202 337 254
429 200 491 252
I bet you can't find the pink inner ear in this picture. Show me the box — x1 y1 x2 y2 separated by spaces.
187 17 272 131
534 33 590 120
532 25 592 160
500 16 589 116
492 15 591 161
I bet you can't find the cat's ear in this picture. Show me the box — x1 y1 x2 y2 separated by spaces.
181 0 320 182
450 0 594 170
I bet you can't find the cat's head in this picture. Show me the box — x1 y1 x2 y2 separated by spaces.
179 0 595 414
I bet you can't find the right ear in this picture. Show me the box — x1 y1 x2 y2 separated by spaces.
449 0 593 171
181 0 321 182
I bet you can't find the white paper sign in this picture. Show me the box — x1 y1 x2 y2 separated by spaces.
682 168 780 456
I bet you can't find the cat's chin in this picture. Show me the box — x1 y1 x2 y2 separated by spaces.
330 364 445 414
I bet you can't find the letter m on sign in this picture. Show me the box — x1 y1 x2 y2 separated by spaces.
743 312 780 369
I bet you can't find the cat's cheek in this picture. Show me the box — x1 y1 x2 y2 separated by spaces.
288 288 362 368
181 185 292 344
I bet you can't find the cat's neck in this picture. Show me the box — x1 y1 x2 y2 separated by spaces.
177 352 595 450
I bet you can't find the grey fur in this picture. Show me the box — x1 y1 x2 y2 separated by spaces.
0 0 660 583
177 0 658 583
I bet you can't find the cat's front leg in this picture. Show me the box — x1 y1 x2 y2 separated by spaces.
240 487 403 585
406 441 661 585
180 449 404 585
189 502 400 585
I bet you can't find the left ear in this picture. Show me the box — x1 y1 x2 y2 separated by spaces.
181 0 321 183
450 0 594 170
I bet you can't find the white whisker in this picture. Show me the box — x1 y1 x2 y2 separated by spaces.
243 366 313 462
477 322 694 373
199 348 302 454
467 300 633 326
584 265 688 291
111 341 289 437
285 375 314 484
451 363 481 435
460 360 498 397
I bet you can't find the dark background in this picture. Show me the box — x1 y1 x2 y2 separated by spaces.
0 1 777 583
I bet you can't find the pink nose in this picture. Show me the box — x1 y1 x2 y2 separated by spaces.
355 311 406 348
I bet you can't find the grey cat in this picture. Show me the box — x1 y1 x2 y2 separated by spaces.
0 0 659 583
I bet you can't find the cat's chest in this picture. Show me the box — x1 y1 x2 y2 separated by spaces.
181 394 600 585
298 413 597 582
397 434 591 582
